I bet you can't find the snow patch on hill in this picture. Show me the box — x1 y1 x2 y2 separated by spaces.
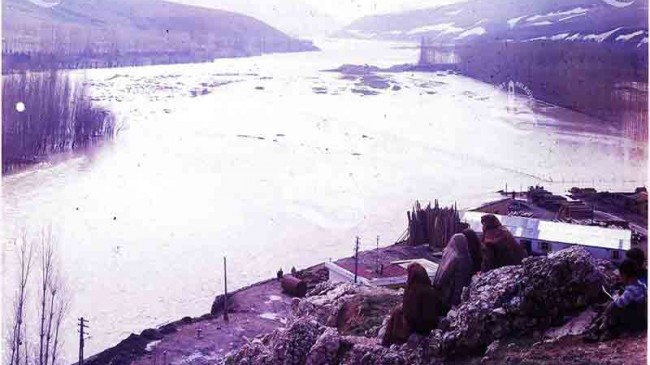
408 23 463 35
457 27 487 39
527 7 589 22
583 27 623 42
616 30 646 41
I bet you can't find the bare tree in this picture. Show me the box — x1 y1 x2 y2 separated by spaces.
6 228 69 365
50 286 70 365
44 264 65 365
8 231 34 365
38 229 54 365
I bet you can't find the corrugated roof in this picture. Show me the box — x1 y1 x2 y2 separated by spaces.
461 211 631 251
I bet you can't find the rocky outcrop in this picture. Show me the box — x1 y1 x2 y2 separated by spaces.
294 282 401 337
225 247 616 365
224 317 324 365
304 328 341 365
442 247 610 355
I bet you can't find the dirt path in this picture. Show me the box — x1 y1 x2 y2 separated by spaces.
122 244 435 365
131 279 294 365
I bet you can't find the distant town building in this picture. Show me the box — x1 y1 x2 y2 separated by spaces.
556 200 594 221
528 186 567 211
418 39 462 71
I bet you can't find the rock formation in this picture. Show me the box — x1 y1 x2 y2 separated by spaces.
224 247 616 365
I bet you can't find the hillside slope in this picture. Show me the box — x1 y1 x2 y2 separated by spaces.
339 0 647 48
2 0 317 71
338 0 647 136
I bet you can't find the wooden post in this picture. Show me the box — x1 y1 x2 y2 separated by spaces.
223 257 229 322
354 237 359 283
78 317 88 365
375 235 379 273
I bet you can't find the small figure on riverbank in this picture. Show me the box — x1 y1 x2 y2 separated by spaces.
585 259 647 342
382 262 438 346
433 233 473 315
277 268 283 279
625 248 647 285
480 214 527 272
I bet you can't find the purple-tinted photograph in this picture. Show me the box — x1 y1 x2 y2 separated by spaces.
1 0 648 364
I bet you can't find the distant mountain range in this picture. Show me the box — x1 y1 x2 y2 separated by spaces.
2 0 318 71
339 0 648 48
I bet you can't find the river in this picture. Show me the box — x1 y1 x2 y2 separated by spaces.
2 38 647 363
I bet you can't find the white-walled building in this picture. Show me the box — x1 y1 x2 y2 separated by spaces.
325 258 439 288
461 211 632 262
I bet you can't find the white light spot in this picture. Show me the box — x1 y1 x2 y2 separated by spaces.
16 102 26 112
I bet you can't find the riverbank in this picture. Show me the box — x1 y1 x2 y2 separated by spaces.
81 243 440 365
79 238 648 365
78 190 649 365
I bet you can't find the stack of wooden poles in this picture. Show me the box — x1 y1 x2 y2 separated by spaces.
407 200 461 250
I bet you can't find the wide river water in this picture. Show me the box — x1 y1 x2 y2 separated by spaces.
2 38 647 362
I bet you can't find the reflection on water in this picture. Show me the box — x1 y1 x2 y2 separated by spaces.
2 38 647 362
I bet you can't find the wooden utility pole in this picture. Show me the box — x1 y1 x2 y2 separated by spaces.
223 257 229 322
354 237 360 283
78 317 88 365
375 235 380 273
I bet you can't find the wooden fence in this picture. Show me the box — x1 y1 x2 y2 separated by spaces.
406 200 461 250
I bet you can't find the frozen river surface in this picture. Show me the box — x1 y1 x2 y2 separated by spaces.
2 39 646 362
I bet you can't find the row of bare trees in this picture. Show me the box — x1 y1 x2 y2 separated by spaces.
2 71 115 174
6 228 69 365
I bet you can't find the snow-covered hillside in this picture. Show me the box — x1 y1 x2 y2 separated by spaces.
339 0 647 48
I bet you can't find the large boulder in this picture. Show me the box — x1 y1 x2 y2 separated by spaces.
225 317 324 365
295 282 401 337
442 247 610 355
304 328 341 365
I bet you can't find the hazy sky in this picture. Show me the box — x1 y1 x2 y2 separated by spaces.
302 0 466 23
172 0 469 36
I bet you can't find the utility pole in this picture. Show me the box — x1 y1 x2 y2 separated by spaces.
592 204 595 225
78 317 89 365
354 237 360 283
375 235 380 273
223 257 229 322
